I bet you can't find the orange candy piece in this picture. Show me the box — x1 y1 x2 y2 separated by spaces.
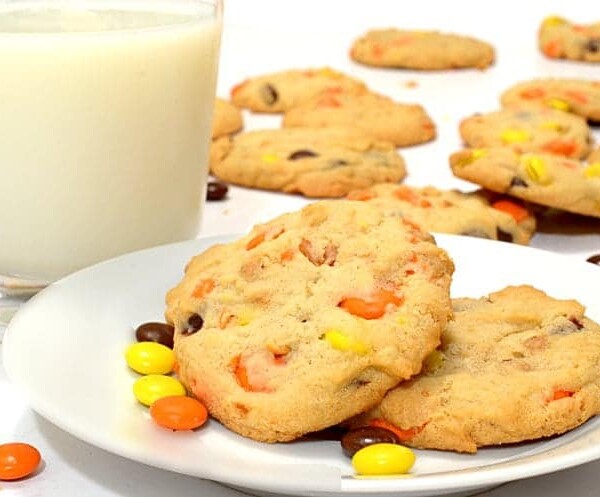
0 443 41 481
150 396 208 431
339 290 403 319
368 418 425 442
491 199 530 223
541 139 578 157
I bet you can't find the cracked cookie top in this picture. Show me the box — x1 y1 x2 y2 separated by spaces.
351 285 600 453
166 200 454 442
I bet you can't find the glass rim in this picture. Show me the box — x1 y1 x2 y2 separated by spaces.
0 0 223 36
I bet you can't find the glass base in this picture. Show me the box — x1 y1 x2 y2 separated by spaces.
0 274 49 298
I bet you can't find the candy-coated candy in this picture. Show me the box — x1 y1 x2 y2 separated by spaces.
125 341 175 375
150 396 208 430
133 374 186 406
260 153 280 164
539 121 566 133
501 129 531 144
547 98 570 112
542 16 567 28
521 156 552 185
351 443 416 476
321 330 370 354
342 427 400 457
0 443 41 481
135 322 175 349
584 163 600 178
454 148 487 168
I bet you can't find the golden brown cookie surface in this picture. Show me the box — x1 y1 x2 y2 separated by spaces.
211 98 243 139
352 286 600 453
346 183 536 245
450 148 600 218
167 200 454 442
350 29 494 70
500 79 600 121
460 108 592 159
210 126 407 198
538 16 600 63
230 68 367 113
283 91 435 147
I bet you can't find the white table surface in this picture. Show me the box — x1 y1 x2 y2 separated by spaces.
2 0 600 495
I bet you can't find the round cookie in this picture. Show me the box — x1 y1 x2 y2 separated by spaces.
449 148 600 218
349 29 495 70
351 285 600 453
166 200 455 442
539 16 600 63
230 67 367 113
346 183 536 245
500 79 600 121
212 98 243 139
283 91 436 147
210 126 407 198
460 108 592 159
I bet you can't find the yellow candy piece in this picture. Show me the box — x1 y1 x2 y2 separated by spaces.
317 67 342 78
539 121 566 133
125 342 175 375
352 443 416 476
584 163 600 178
546 98 570 112
542 16 567 28
321 330 370 355
521 156 552 185
501 129 531 144
260 153 280 164
133 374 186 407
455 148 487 167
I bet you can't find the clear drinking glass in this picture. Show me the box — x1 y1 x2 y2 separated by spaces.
0 0 222 296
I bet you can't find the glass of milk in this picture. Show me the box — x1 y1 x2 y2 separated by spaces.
0 0 222 288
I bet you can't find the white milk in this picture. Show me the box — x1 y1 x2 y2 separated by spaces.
0 1 221 280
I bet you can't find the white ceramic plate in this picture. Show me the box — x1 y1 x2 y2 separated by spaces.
4 234 600 497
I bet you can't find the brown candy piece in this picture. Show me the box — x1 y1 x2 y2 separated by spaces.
288 149 318 160
260 83 278 105
341 426 400 457
586 254 600 265
135 322 175 349
207 181 228 201
182 313 204 336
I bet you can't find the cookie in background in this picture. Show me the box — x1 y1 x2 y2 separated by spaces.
346 183 535 245
349 28 494 70
210 126 406 197
539 16 600 63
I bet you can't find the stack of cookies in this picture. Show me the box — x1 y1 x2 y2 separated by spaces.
451 78 600 219
165 200 600 453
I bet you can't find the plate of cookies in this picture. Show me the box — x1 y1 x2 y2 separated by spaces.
5 0 600 496
4 203 600 497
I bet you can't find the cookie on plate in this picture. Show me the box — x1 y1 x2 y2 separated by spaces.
538 16 600 63
230 68 367 113
350 285 600 453
210 126 407 198
459 108 592 159
212 98 243 139
346 183 536 245
500 79 600 122
166 200 455 442
283 91 435 147
349 29 495 70
449 148 600 218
